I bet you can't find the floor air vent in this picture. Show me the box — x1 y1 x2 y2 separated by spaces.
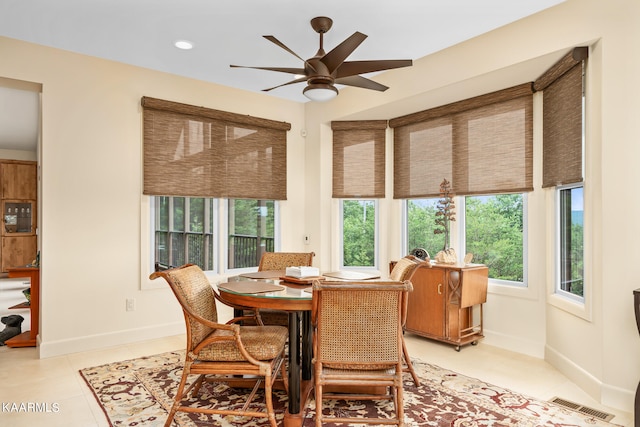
549 396 615 422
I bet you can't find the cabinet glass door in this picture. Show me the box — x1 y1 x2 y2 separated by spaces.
3 201 34 234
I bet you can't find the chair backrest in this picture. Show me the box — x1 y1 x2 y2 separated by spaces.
389 255 419 281
150 264 218 349
258 251 315 271
312 280 412 370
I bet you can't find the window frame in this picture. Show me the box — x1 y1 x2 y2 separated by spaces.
149 196 218 273
459 193 529 288
547 180 591 320
554 183 585 303
401 192 530 293
141 195 280 290
339 199 379 271
224 199 281 276
401 197 441 260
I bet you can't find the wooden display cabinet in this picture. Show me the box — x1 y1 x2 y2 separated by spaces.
1 160 37 272
403 261 488 351
2 200 37 272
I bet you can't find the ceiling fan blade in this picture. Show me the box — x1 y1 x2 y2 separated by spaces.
336 59 413 78
230 65 306 75
263 35 306 63
263 36 317 73
321 31 367 73
335 75 389 92
262 76 308 92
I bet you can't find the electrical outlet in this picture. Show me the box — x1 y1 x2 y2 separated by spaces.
126 298 136 312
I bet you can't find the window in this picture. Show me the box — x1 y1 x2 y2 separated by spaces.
227 199 277 270
535 47 587 303
152 197 277 273
153 196 215 271
405 194 526 285
405 198 443 257
464 194 526 284
143 98 285 275
394 83 533 286
557 185 584 299
341 200 377 268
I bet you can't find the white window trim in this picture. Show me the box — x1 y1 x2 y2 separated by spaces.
222 199 281 276
338 199 379 272
141 195 162 290
141 196 279 290
457 194 537 300
548 183 592 321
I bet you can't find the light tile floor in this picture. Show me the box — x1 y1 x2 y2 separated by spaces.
0 333 632 426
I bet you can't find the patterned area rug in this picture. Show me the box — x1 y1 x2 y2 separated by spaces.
80 350 621 427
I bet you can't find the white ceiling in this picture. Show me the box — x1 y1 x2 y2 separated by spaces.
0 0 565 151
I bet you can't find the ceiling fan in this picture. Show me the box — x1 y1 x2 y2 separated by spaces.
230 16 413 101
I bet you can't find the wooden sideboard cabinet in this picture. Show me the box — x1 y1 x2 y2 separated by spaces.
404 262 488 351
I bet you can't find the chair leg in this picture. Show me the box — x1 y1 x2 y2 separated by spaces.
315 382 323 427
280 357 289 393
191 374 206 396
402 337 420 386
396 378 405 427
263 370 278 427
165 366 191 427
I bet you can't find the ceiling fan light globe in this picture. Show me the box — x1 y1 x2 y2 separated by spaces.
303 84 338 102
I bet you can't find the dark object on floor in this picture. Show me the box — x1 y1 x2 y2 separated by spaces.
0 314 24 345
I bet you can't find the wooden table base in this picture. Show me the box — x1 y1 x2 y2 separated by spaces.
284 380 313 427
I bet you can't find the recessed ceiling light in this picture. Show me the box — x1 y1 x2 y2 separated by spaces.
174 40 194 50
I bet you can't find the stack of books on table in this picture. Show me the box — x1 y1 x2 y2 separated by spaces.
285 266 321 278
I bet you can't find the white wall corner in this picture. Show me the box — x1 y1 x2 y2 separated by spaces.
601 382 636 416
545 344 634 414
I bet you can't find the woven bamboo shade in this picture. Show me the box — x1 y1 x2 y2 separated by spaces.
142 97 291 200
331 120 387 198
390 83 533 198
535 47 587 188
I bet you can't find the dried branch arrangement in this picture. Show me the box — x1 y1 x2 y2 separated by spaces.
434 178 456 251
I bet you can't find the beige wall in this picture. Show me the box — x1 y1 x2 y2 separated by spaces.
0 35 307 354
0 0 638 414
301 0 639 413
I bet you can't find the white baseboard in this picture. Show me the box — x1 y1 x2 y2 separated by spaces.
482 328 545 359
602 382 636 416
545 344 635 414
37 321 184 358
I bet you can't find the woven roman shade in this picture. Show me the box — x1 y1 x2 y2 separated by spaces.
142 97 291 200
332 120 387 198
535 47 588 188
390 83 533 198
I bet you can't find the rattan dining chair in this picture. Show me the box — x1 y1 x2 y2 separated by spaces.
389 255 432 386
258 251 315 271
252 251 315 326
150 264 288 427
311 280 413 427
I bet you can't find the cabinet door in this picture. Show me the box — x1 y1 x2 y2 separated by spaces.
2 236 37 272
2 162 37 200
406 267 446 337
